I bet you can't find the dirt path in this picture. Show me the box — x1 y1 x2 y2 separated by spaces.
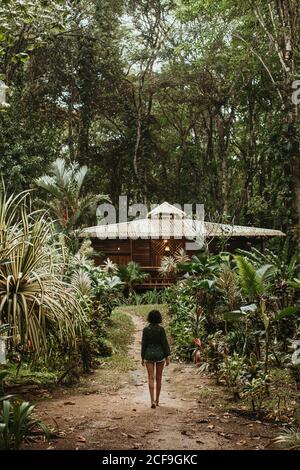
31 312 278 450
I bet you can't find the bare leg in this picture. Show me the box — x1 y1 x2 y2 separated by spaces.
155 361 164 406
145 362 155 406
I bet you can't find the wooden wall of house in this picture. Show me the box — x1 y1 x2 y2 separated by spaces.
91 236 266 268
92 239 131 266
132 240 151 266
91 238 185 267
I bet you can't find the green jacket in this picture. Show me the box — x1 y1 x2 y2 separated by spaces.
141 323 171 362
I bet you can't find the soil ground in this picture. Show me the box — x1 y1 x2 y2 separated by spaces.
27 307 280 450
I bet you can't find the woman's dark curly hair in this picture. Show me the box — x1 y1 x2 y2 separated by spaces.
147 309 162 324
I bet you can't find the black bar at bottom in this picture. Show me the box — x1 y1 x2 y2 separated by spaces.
0 450 297 467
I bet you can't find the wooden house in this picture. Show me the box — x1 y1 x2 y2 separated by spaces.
81 202 285 288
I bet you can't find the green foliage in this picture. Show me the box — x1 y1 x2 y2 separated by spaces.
167 246 300 421
0 398 49 450
235 255 265 301
181 252 230 279
0 368 49 450
200 331 227 380
237 242 300 284
0 0 299 227
216 264 240 310
0 185 85 356
0 0 68 65
242 375 269 412
118 261 149 296
220 352 246 399
125 289 167 306
35 158 108 231
95 337 114 357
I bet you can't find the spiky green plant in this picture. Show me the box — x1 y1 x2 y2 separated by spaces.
0 399 49 450
159 256 178 278
102 258 119 275
71 269 93 297
216 264 240 310
174 248 190 265
0 185 85 355
273 427 300 450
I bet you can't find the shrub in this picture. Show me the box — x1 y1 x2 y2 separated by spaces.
0 370 49 449
96 337 114 357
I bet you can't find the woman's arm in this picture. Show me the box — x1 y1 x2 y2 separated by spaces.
161 327 171 358
141 327 147 364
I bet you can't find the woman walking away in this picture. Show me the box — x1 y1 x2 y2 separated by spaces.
141 309 171 409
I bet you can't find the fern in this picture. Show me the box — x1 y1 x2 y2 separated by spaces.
235 255 264 301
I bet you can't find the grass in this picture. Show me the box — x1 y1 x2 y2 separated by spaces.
114 303 171 340
114 303 169 323
1 309 136 393
93 308 135 390
2 364 59 389
115 302 173 356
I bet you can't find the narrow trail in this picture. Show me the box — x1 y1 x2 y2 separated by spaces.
32 312 278 450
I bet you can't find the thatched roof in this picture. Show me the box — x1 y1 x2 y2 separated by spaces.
81 202 285 240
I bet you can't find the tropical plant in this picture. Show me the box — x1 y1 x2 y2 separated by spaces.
194 279 219 331
71 269 93 297
220 352 246 400
35 158 108 230
237 242 300 284
200 331 227 382
159 255 178 279
159 249 190 279
242 375 269 412
126 289 166 305
273 427 300 450
102 258 119 275
0 366 49 450
174 248 190 264
0 186 85 356
118 261 149 296
216 264 240 310
181 252 230 278
224 304 258 356
0 398 49 450
290 278 300 290
235 255 271 302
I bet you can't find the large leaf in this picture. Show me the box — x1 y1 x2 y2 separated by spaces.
235 255 264 301
289 278 300 290
256 264 275 282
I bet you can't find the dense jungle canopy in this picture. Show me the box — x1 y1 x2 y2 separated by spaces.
0 0 300 233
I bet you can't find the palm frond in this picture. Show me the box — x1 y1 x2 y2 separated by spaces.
235 255 265 301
